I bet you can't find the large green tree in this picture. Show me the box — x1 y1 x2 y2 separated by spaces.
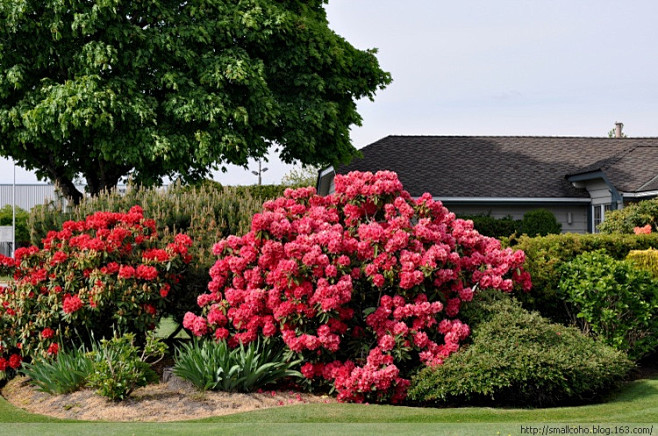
0 0 390 203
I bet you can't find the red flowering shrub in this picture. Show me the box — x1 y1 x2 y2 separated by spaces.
184 171 531 403
0 206 192 378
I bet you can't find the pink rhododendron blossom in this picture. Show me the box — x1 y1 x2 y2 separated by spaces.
634 224 652 235
183 171 531 403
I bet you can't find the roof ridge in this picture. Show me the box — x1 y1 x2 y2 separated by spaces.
599 146 639 170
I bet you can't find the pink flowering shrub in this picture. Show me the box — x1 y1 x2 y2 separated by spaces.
0 206 192 378
184 171 531 403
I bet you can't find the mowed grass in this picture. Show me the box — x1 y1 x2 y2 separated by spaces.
154 316 190 340
0 376 656 436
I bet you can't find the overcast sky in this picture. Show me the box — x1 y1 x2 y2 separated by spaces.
2 0 658 185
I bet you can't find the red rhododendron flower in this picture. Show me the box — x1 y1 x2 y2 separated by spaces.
143 304 157 315
47 343 59 355
160 284 170 298
118 265 135 279
41 327 55 339
8 354 21 369
62 294 83 314
136 265 158 281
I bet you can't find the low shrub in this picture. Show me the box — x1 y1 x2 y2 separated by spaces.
87 332 166 401
408 296 633 407
0 206 192 379
507 232 658 322
173 338 301 392
20 344 92 394
519 208 561 236
457 214 519 238
184 171 531 403
558 251 658 360
598 198 658 234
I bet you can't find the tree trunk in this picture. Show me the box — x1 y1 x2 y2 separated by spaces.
54 177 84 206
85 161 127 197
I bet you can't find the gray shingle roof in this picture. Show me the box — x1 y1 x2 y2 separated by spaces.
336 136 658 198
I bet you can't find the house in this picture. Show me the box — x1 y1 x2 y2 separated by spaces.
317 132 658 233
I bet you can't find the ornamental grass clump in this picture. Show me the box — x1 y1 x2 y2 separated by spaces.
173 338 301 392
183 171 531 403
0 206 193 379
20 344 93 395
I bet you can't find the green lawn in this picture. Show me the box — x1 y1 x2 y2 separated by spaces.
1 376 656 436
154 316 191 340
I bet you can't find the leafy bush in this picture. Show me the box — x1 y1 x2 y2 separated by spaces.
0 205 30 247
627 248 658 278
184 171 530 403
87 332 166 401
507 232 658 322
519 208 561 236
408 296 633 407
20 344 92 394
457 214 520 238
173 338 301 392
28 182 272 324
598 198 658 234
0 206 192 378
558 251 658 360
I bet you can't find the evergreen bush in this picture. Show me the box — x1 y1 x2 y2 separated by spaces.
408 296 633 407
519 208 561 236
457 214 520 238
559 251 658 360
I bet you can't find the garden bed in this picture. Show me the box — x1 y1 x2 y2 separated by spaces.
1 375 333 422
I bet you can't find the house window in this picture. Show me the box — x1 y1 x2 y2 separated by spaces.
592 204 611 233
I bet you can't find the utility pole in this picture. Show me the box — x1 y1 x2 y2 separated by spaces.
251 159 269 186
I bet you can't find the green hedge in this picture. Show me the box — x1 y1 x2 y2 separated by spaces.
519 208 561 236
457 214 520 238
458 209 561 239
408 293 633 407
506 232 658 323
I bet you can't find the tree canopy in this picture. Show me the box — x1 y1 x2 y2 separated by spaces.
0 0 391 203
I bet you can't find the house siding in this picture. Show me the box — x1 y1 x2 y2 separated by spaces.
446 204 589 234
0 185 85 211
586 180 613 205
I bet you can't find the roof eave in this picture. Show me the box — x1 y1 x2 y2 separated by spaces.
434 197 591 205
